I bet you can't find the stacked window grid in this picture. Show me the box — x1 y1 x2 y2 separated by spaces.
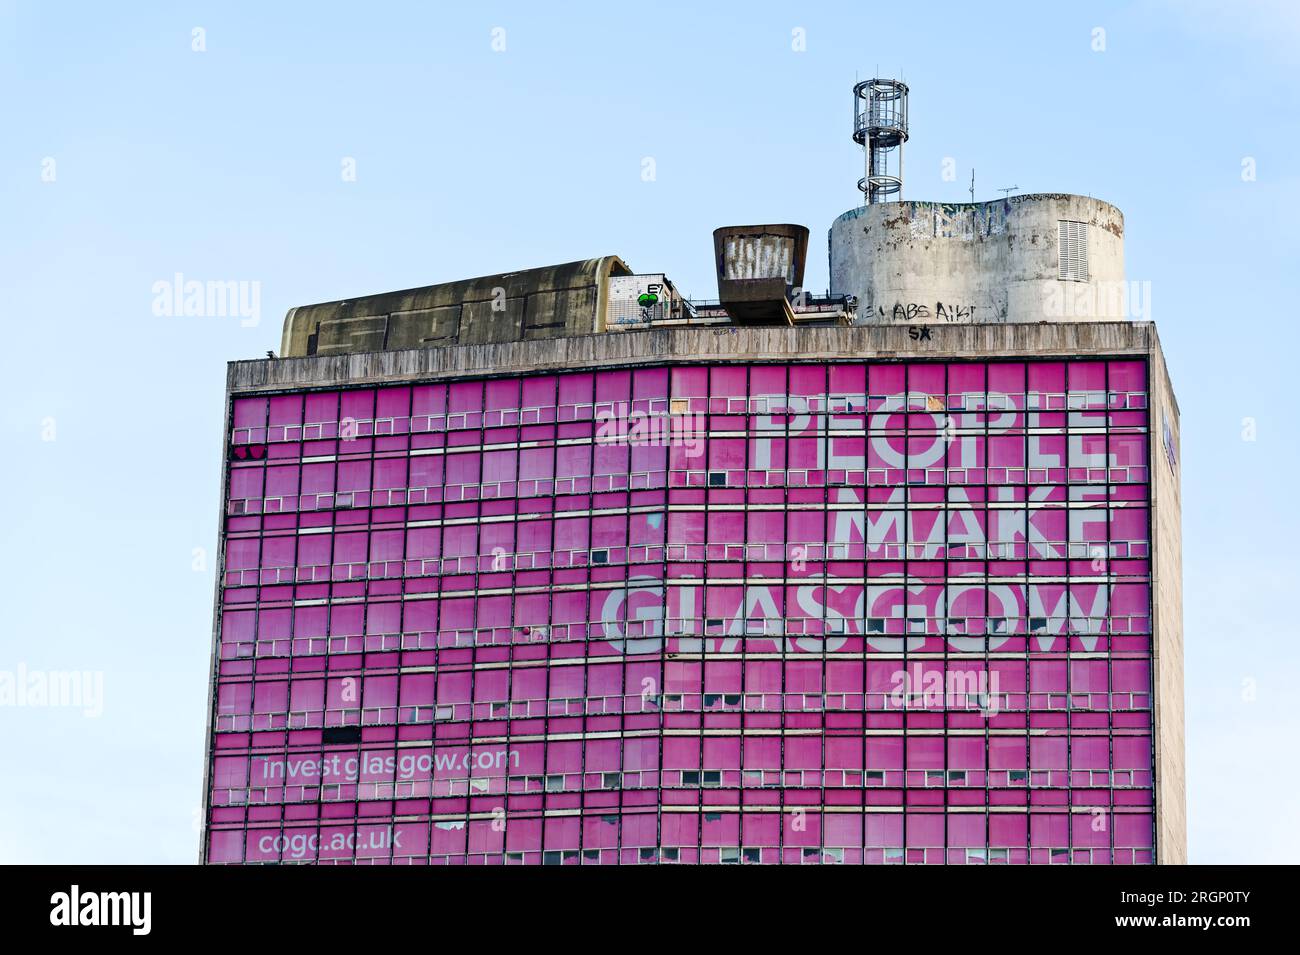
206 359 1155 864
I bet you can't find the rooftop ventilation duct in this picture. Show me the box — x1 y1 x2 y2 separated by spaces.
712 224 809 325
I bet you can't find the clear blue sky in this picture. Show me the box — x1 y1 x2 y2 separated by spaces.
1 1 1296 863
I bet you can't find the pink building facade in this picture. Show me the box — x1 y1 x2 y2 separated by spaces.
204 355 1161 864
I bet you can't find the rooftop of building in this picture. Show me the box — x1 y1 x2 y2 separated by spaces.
276 188 1133 360
278 224 860 358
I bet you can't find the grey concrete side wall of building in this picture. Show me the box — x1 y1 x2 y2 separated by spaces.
1148 334 1187 863
829 195 1125 325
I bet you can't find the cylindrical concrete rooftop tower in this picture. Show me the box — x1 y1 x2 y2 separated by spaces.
829 194 1126 324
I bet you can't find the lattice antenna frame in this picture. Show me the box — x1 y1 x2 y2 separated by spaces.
853 78 909 204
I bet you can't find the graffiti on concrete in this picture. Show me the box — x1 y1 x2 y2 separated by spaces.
873 301 979 323
888 200 1012 240
637 285 662 323
935 302 976 321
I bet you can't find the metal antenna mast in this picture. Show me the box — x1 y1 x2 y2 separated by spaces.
853 78 909 204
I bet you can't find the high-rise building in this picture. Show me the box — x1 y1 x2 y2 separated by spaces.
201 83 1184 865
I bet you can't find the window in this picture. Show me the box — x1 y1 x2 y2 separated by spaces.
1058 220 1089 281
708 471 727 487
